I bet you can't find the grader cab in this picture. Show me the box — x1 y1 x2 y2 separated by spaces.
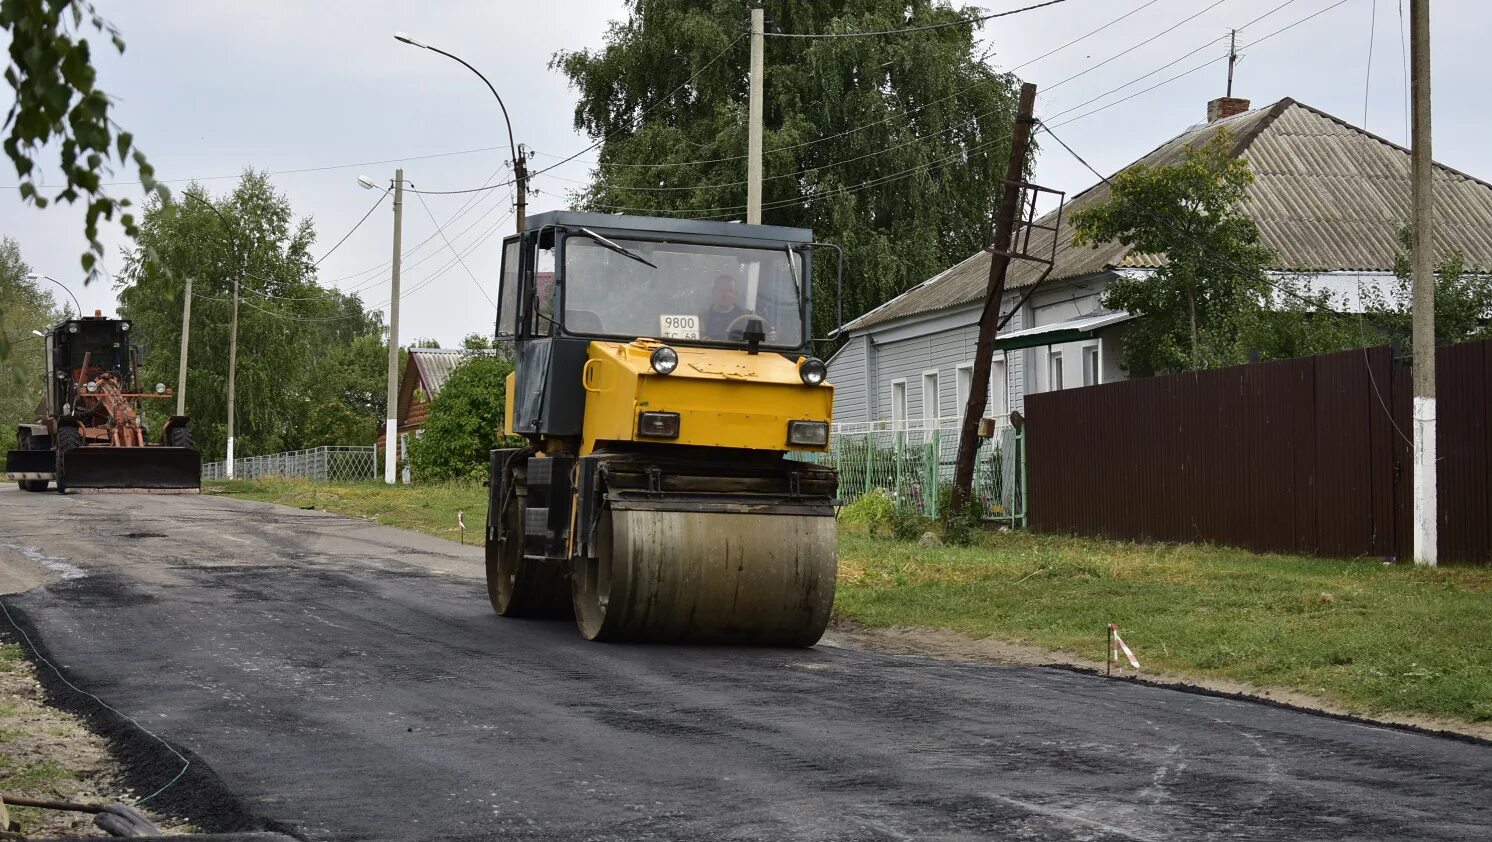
6 314 201 493
488 212 841 645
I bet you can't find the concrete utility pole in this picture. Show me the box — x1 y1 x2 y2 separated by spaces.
225 266 240 476
1409 0 1436 566
384 169 405 485
176 275 191 416
951 82 1038 514
747 6 765 224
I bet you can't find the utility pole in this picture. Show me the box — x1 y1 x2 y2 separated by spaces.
384 169 405 485
175 275 191 416
951 82 1037 514
225 267 240 477
514 144 528 232
747 6 765 224
1409 0 1436 566
1226 29 1238 96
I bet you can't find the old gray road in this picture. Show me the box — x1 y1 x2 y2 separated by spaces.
0 486 1487 841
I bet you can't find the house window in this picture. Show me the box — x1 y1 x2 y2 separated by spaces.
891 380 907 428
955 363 973 415
1048 350 1063 391
1082 344 1100 387
991 355 1008 418
922 371 939 421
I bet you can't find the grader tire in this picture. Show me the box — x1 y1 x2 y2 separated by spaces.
485 479 571 619
571 508 836 646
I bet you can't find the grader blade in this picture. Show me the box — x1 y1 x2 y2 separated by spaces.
58 446 201 492
5 448 55 481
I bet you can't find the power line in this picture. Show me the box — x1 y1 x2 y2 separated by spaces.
1047 0 1356 130
1363 0 1378 129
411 186 496 308
0 143 509 191
763 0 1071 38
1044 0 1234 94
980 0 1164 66
313 189 388 268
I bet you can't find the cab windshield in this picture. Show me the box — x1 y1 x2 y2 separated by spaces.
561 235 805 349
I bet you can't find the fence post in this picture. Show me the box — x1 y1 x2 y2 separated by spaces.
862 432 874 496
1017 427 1027 528
894 429 904 504
927 428 940 519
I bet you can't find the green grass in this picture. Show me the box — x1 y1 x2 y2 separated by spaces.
211 478 487 543
210 480 1492 724
837 527 1492 724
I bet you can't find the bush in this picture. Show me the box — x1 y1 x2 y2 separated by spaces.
841 488 895 536
408 355 521 483
889 502 925 542
937 482 985 547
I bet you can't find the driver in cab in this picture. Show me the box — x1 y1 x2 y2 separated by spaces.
699 274 747 340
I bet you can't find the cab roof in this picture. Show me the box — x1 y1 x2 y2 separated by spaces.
523 211 813 246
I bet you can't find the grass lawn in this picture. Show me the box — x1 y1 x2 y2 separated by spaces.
209 479 1492 725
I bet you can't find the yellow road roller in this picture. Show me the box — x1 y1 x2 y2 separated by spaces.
486 211 841 645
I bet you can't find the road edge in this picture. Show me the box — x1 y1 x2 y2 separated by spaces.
0 595 304 838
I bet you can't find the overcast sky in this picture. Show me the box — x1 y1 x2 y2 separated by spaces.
4 0 1488 346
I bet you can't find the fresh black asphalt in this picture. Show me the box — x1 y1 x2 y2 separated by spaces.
1 487 1488 841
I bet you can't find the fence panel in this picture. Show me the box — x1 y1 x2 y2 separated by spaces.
202 446 379 484
1026 338 1491 564
802 420 1024 523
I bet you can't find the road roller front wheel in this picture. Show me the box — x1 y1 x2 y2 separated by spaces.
572 507 836 645
485 485 571 619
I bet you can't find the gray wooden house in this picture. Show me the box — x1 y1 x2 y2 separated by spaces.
827 96 1492 429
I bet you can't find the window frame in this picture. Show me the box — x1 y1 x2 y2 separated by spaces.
921 369 940 422
890 379 907 428
1048 349 1064 391
1082 343 1101 387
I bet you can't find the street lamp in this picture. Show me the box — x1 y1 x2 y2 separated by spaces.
25 273 83 317
394 32 528 231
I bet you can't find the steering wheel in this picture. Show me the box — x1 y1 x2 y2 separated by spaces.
724 312 776 342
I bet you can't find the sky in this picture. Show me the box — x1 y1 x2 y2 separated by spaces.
4 0 1489 347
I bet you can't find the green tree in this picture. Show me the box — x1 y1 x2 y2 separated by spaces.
1365 225 1492 350
553 0 1021 340
0 236 60 451
300 333 389 447
1071 130 1275 375
408 355 517 483
3 0 161 278
116 173 385 458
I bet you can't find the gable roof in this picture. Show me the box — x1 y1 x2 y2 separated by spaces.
393 348 496 429
849 98 1492 331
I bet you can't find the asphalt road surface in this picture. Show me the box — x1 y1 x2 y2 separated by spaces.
1 486 1489 841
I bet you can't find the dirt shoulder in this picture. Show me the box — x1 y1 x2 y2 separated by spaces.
824 620 1492 743
0 632 194 837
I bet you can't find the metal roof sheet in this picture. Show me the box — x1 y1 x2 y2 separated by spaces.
410 348 494 397
848 98 1492 331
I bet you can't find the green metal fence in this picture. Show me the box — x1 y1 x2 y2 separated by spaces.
797 420 1025 524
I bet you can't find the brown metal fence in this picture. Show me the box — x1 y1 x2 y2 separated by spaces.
1026 338 1491 564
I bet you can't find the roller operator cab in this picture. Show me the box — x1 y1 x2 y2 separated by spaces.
4 313 201 493
487 211 841 644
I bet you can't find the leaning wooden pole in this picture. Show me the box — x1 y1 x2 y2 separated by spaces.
950 82 1037 515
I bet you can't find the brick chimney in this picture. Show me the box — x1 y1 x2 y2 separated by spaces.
1207 96 1250 123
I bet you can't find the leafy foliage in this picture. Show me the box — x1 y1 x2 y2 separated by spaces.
2 0 160 278
553 0 1022 340
1071 130 1275 374
116 173 386 458
1365 225 1492 350
0 237 60 451
408 354 519 483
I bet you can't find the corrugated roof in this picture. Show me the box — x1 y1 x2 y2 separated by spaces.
849 98 1492 331
411 348 494 397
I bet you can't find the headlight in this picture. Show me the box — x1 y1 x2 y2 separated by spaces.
798 357 828 386
155 382 167 394
637 411 680 439
119 322 130 332
650 346 679 375
67 323 79 334
787 420 829 447
85 382 99 393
